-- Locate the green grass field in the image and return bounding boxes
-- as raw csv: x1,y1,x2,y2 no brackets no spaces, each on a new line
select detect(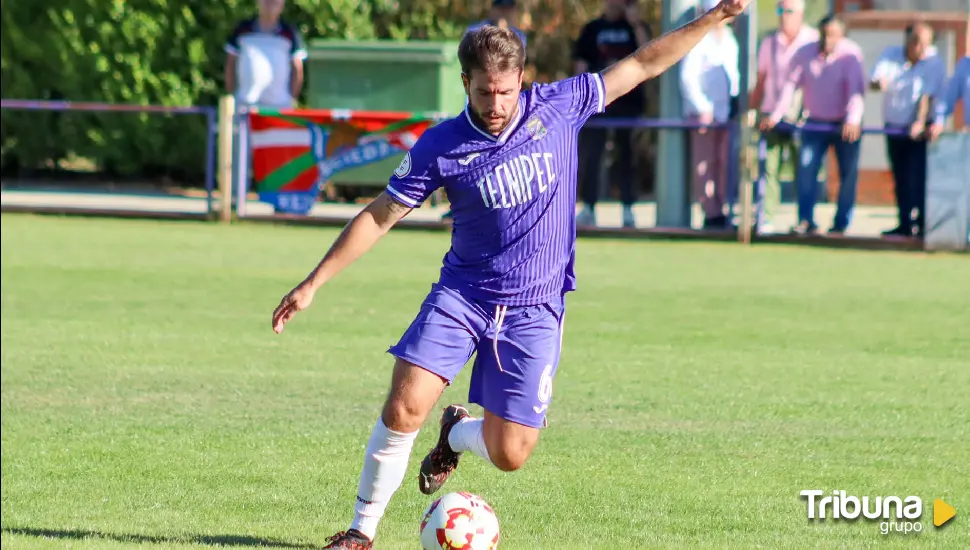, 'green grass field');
2,213,968,549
